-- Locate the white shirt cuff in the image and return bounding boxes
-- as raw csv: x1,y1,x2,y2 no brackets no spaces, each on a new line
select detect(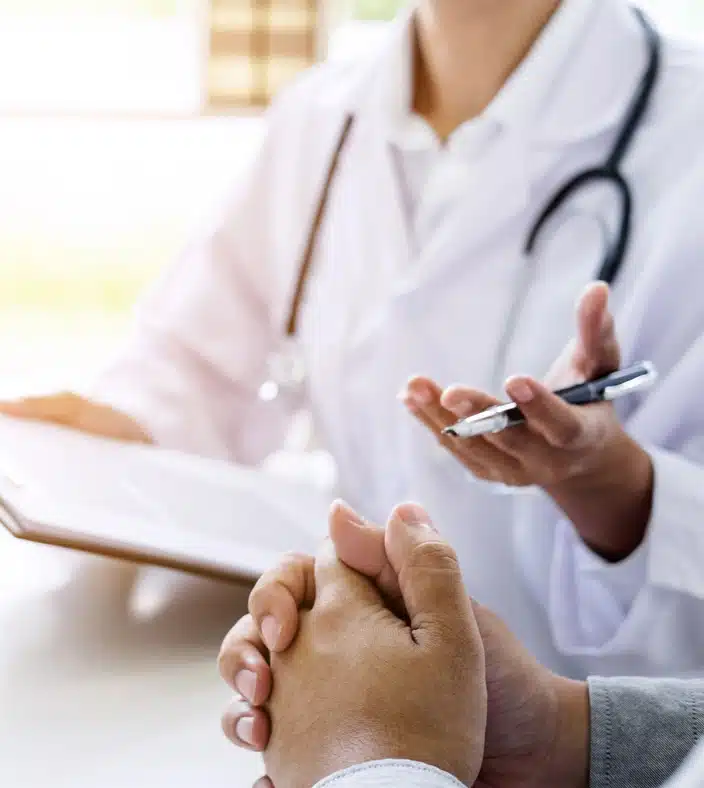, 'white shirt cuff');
548,444,704,655
313,761,465,788
645,447,704,599
549,517,648,654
